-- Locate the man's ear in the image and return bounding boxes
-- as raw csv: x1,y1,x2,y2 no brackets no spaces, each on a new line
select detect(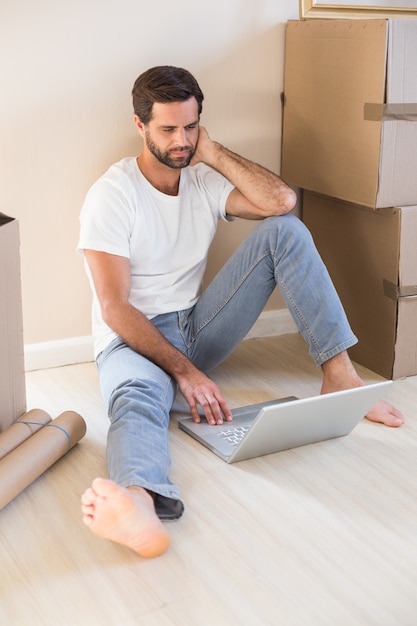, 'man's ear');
133,115,146,137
